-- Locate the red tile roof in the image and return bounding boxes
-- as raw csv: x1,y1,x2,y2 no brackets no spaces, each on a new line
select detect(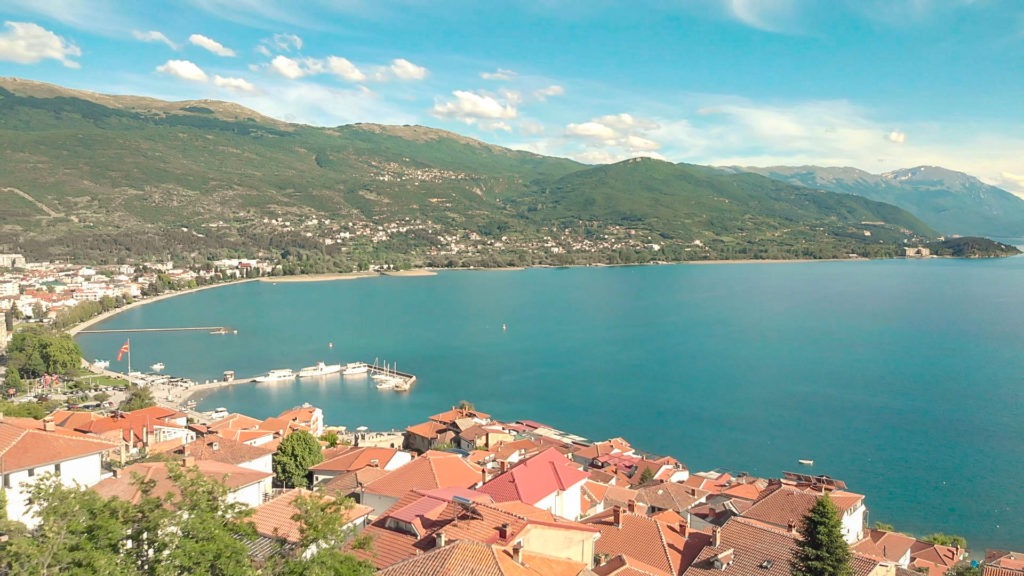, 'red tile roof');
179,436,273,467
742,484,862,532
477,448,589,506
584,507,709,576
405,420,450,440
354,488,598,570
250,489,371,543
376,539,585,576
852,529,916,563
362,450,482,500
683,517,798,576
0,419,112,472
309,446,404,473
635,482,709,514
429,407,492,425
91,460,270,504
